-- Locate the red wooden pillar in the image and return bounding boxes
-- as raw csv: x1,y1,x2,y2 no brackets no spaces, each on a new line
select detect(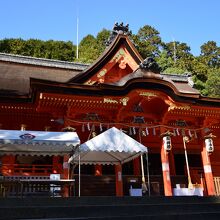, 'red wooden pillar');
115,164,123,196
95,164,102,176
161,143,173,196
133,158,141,175
201,146,215,196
